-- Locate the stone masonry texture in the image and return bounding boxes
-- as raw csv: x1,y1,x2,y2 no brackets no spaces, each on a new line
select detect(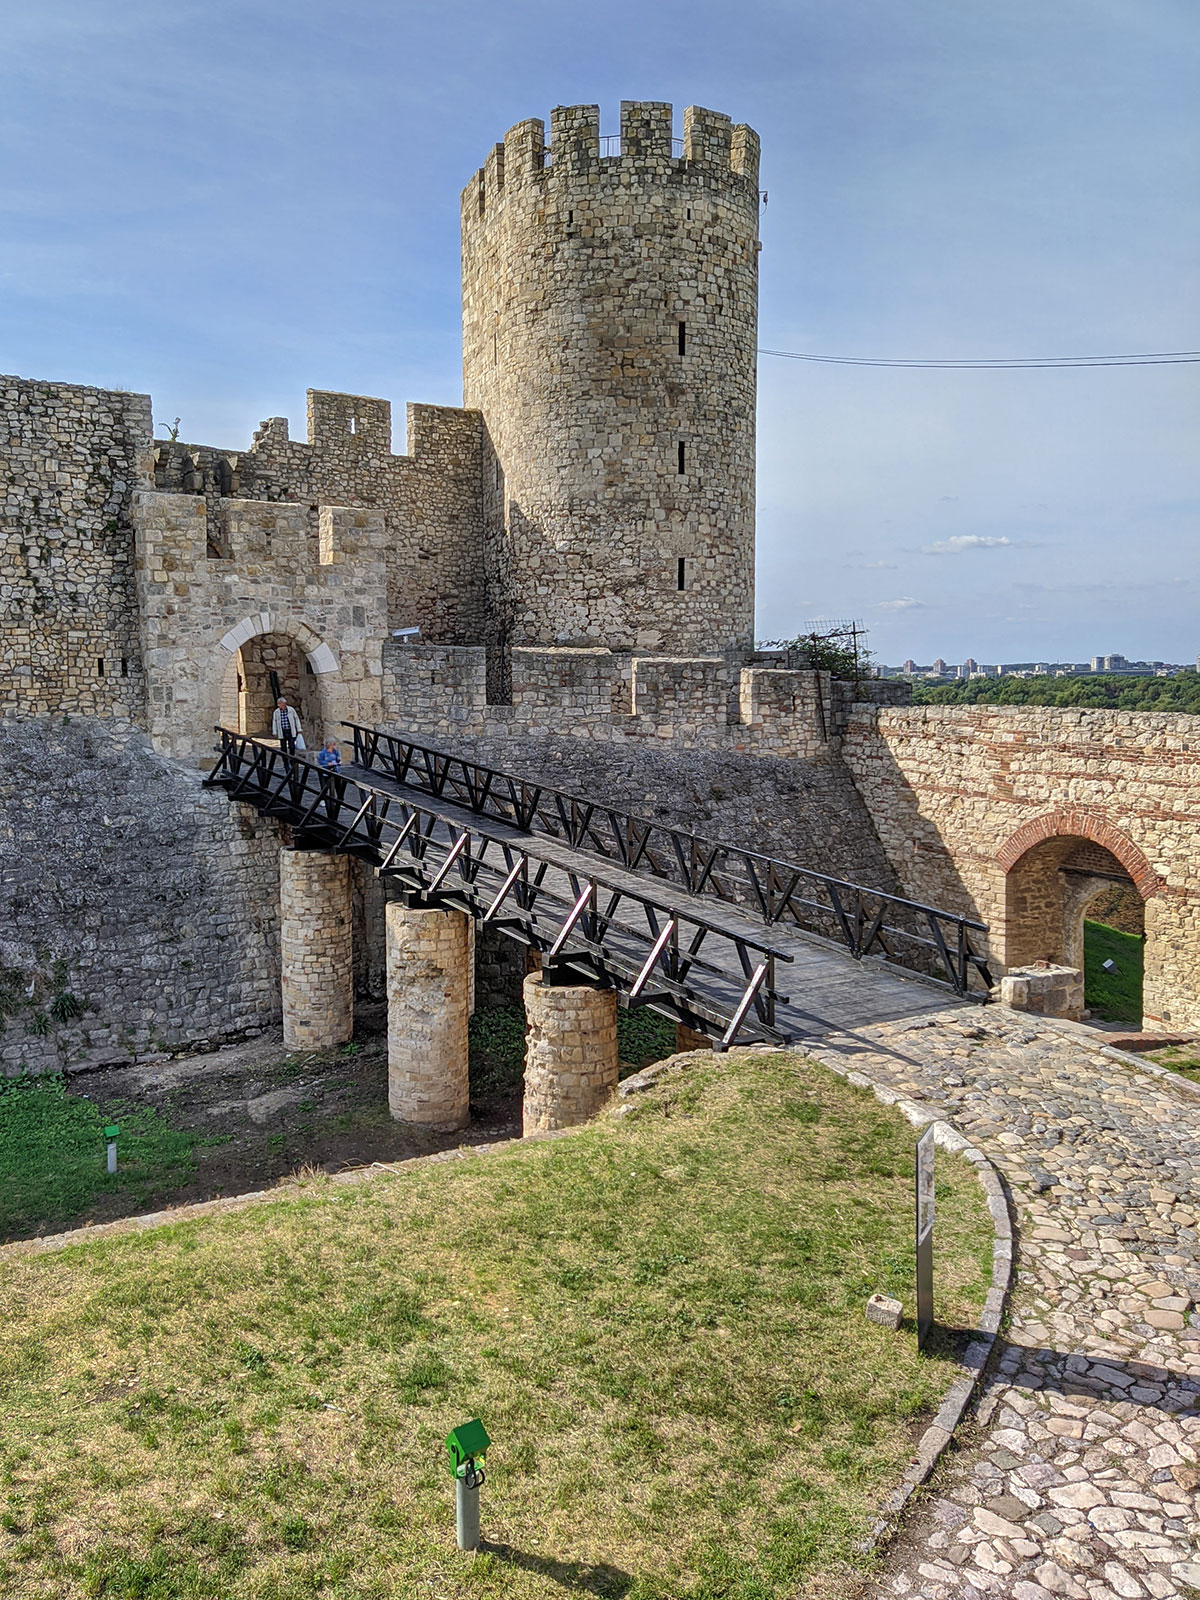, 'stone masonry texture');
0,717,281,1076
462,102,760,657
4,100,1200,1065
279,848,354,1050
385,901,470,1130
522,973,619,1134
841,706,1200,1031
